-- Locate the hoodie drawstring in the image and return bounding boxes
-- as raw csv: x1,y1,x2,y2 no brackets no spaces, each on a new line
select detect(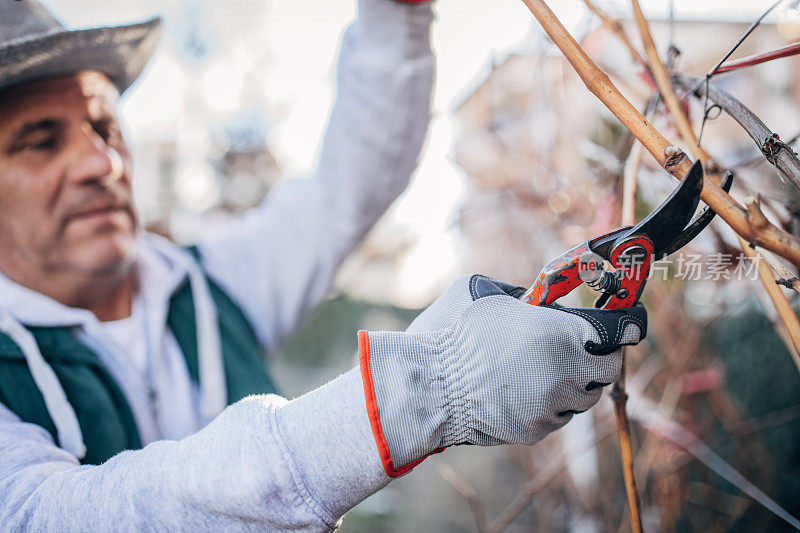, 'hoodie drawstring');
147,237,227,423
0,309,87,460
